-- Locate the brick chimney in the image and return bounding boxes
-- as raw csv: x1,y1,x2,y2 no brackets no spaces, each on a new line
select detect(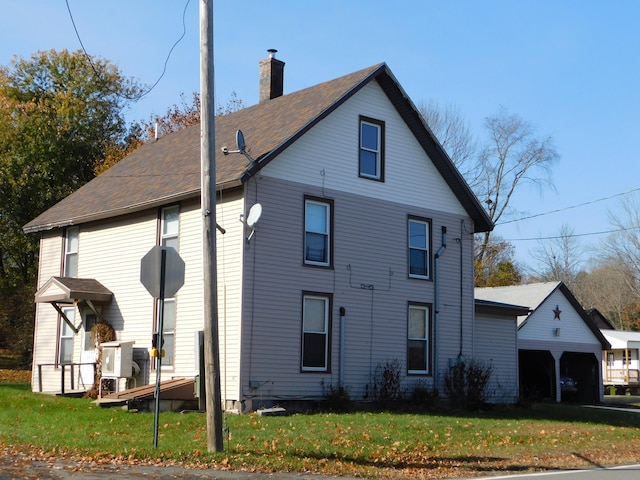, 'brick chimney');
259,49,285,103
